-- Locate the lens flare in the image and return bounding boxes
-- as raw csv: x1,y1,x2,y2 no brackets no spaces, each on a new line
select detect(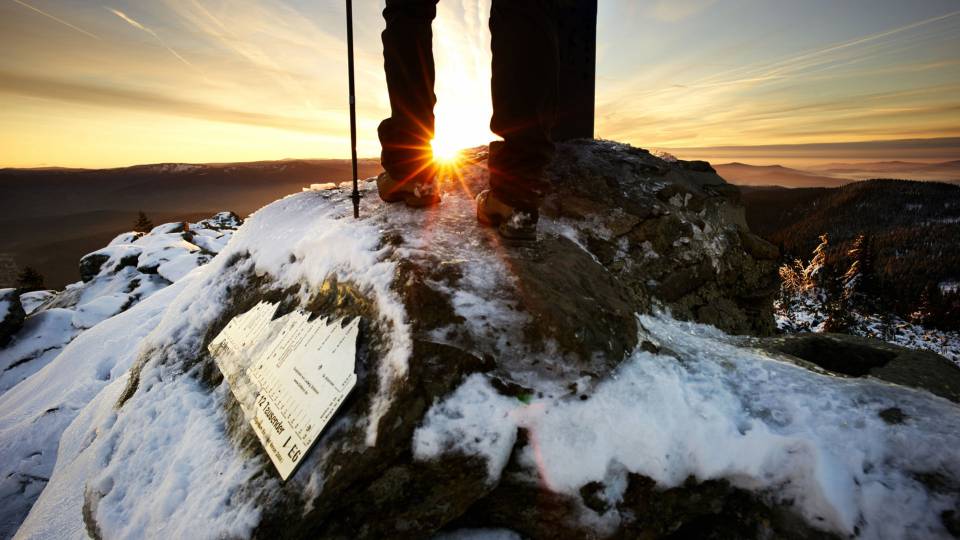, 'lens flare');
431,138,463,165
